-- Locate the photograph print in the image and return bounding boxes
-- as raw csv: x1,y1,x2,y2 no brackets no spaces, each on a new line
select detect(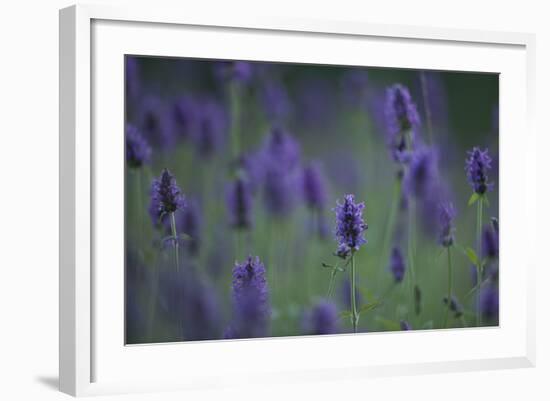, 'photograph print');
125,56,499,344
